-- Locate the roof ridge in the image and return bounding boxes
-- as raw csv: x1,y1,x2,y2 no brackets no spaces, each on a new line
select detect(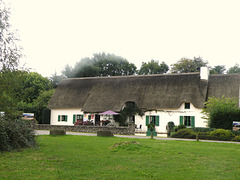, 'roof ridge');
66,72,200,80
